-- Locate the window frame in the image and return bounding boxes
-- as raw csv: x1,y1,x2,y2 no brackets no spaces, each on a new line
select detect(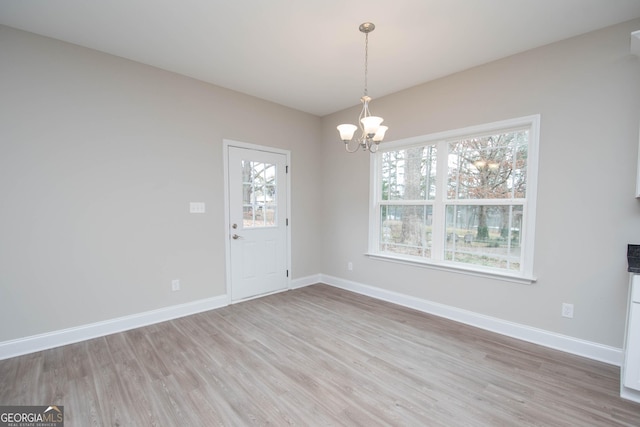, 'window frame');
368,115,540,284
